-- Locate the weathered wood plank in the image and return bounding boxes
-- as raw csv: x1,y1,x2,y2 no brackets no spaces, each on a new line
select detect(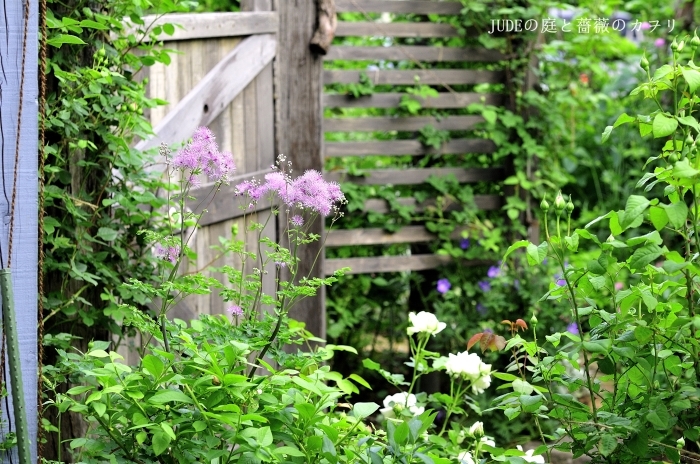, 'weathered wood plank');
325,45,503,62
324,69,504,85
325,115,484,132
336,0,462,14
324,255,493,275
186,169,273,226
326,225,470,246
325,138,495,157
276,0,326,339
363,194,502,213
326,167,505,185
255,63,275,171
136,34,276,156
336,21,458,37
124,12,278,41
323,92,503,108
